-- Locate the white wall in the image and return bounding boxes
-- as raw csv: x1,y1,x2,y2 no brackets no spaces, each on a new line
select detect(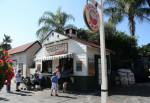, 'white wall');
35,46,48,60
68,40,88,76
10,42,41,77
11,52,27,77
43,31,68,45
35,33,106,77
